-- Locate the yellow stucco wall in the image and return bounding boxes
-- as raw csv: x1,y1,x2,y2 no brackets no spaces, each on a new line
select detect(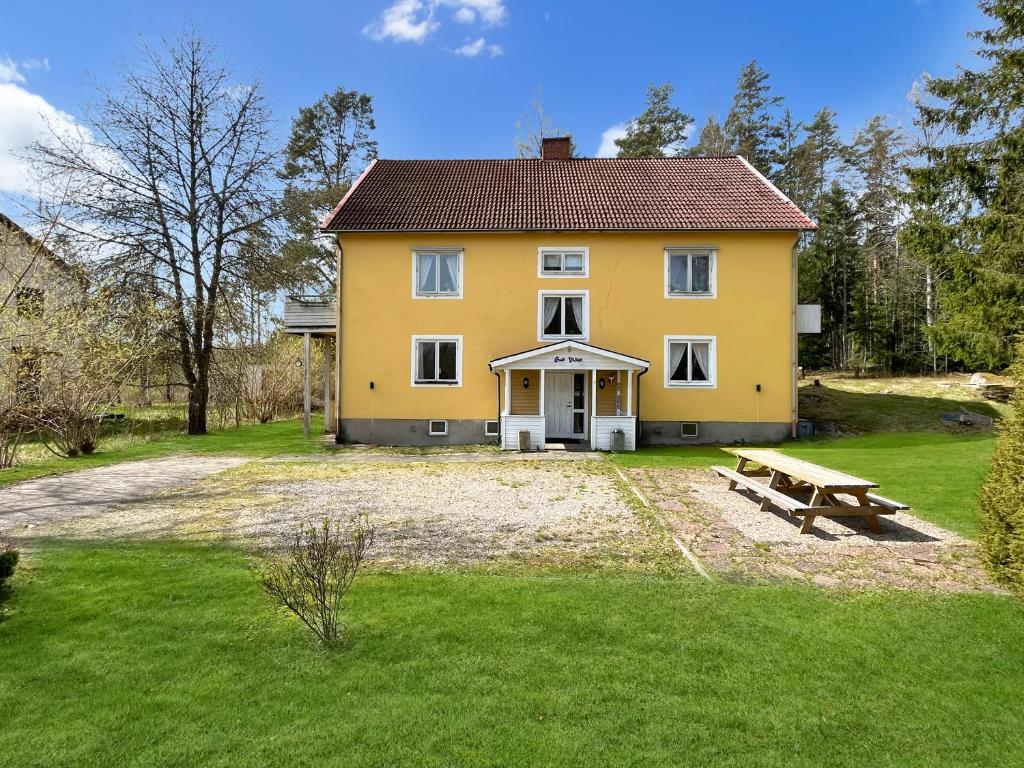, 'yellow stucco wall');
336,231,797,425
